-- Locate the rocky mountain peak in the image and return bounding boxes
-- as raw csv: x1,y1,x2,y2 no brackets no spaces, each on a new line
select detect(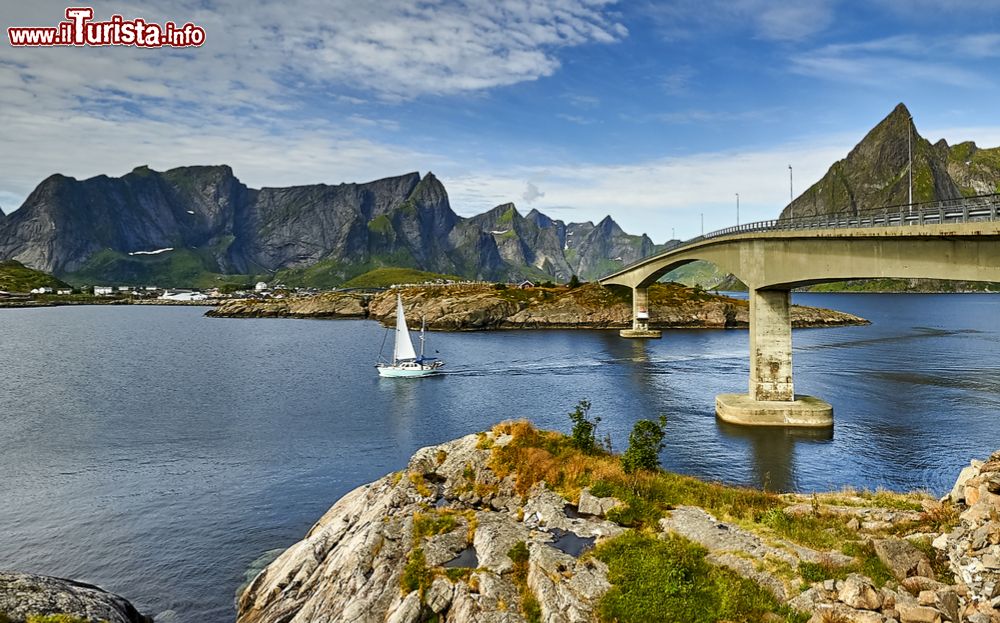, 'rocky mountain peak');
780,104,981,219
